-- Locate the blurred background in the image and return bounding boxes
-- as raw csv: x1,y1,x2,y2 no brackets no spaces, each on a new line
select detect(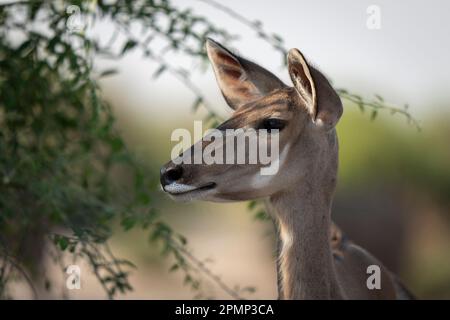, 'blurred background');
1,0,449,299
